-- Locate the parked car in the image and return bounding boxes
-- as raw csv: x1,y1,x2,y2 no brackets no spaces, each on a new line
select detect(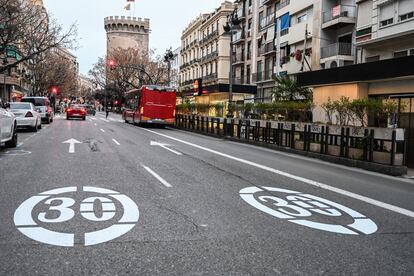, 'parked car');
66,104,87,120
9,102,42,132
85,105,96,116
21,97,54,124
0,99,18,148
